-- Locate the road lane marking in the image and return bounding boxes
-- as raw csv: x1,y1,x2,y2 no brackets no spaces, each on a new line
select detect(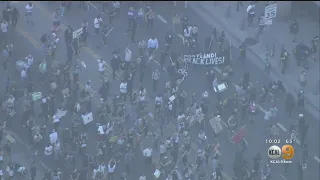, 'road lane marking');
280,174,287,180
256,104,267,113
88,1,98,9
276,123,287,132
4,129,49,169
213,67,222,74
33,1,122,80
16,25,41,48
156,14,168,24
314,156,320,163
177,33,184,41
